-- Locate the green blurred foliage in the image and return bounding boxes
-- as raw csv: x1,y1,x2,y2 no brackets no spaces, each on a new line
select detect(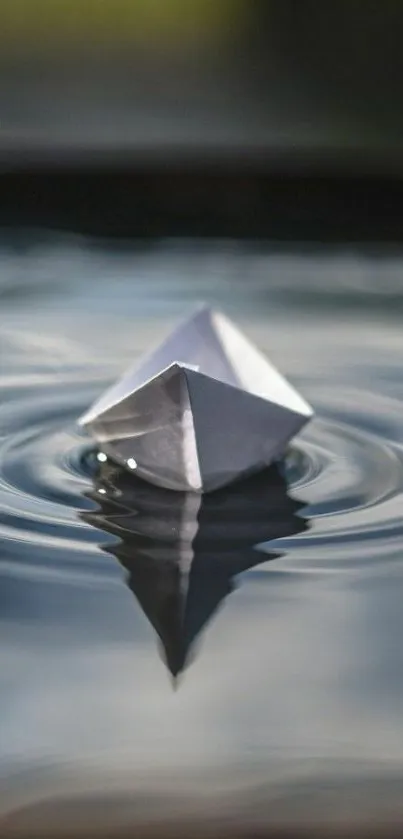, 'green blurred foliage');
0,0,247,54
